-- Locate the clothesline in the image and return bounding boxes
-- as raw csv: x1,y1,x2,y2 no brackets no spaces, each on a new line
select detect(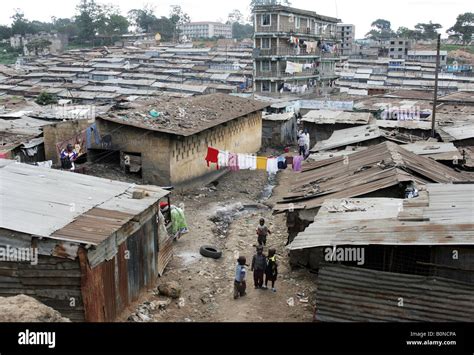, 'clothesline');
205,147,303,173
